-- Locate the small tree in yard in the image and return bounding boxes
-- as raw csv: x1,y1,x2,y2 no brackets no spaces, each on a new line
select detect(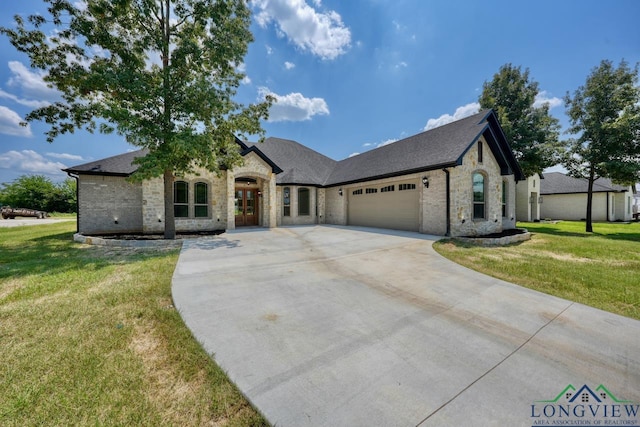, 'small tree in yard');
479,64,562,178
564,59,640,232
1,0,272,238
